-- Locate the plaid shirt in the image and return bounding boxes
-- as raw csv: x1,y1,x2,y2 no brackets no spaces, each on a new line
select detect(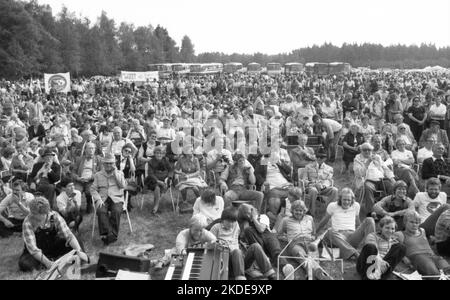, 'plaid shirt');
22,211,76,257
